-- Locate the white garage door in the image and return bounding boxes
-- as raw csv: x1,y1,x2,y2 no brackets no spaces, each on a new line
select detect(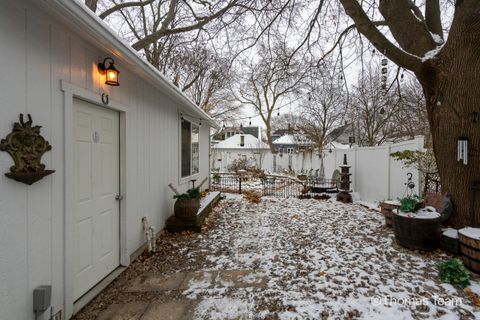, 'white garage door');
73,99,120,301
